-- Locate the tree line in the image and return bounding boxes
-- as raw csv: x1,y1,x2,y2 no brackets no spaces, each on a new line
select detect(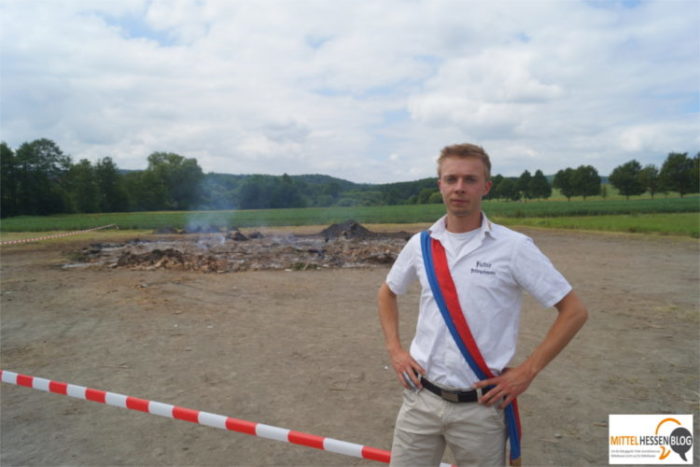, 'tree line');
607,153,699,199
1,138,697,218
1,139,205,217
